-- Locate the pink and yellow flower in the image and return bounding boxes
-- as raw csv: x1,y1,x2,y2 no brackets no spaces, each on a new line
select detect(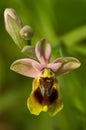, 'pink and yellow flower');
10,39,81,116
